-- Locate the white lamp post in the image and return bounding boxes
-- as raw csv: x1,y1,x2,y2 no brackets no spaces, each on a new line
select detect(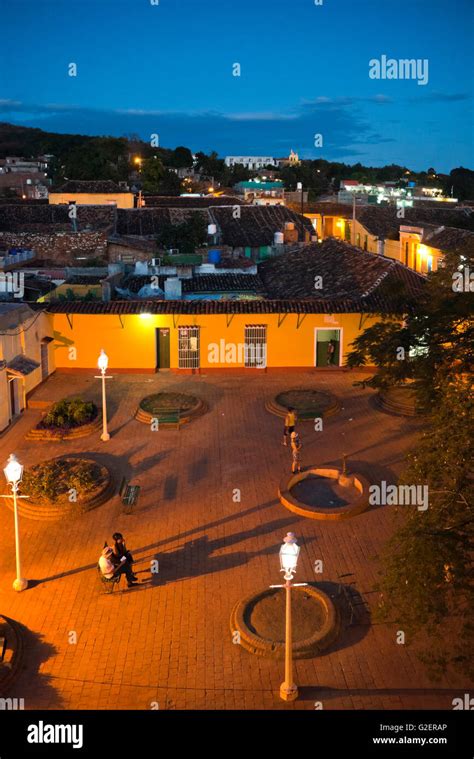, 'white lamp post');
278,532,300,701
96,349,111,441
1,454,28,591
